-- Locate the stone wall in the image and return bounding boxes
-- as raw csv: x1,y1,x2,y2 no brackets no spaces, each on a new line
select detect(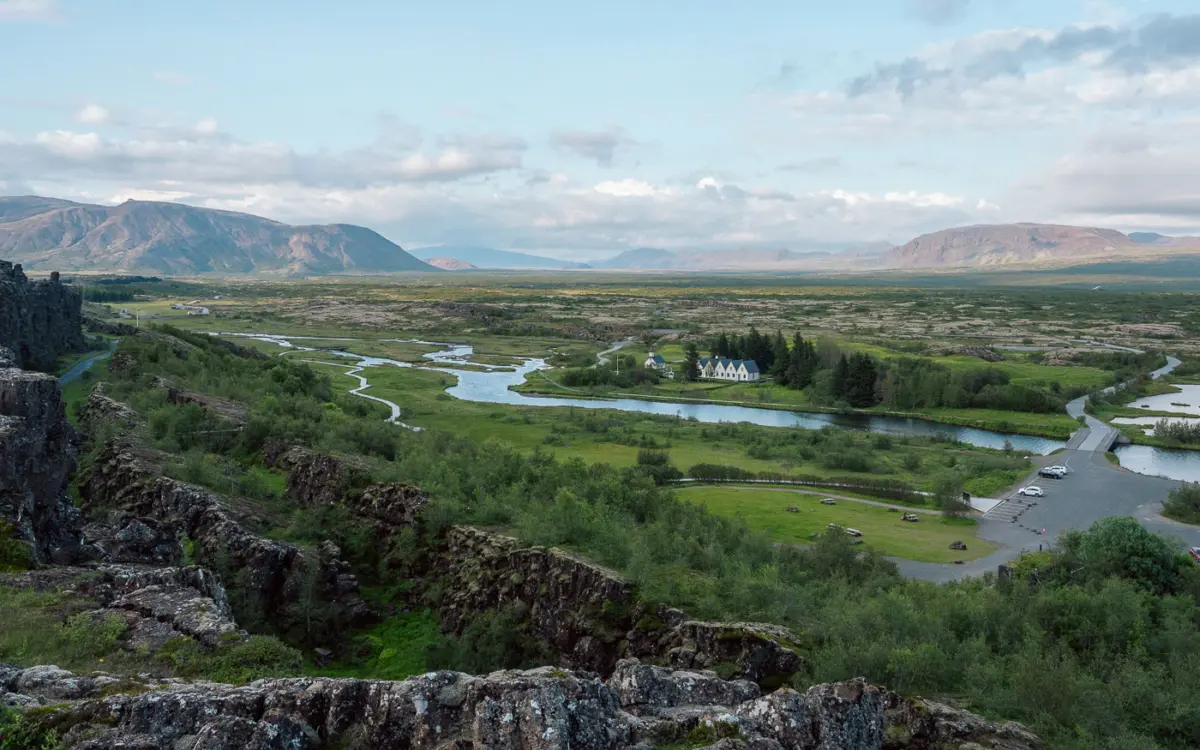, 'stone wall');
0,348,85,564
0,261,85,370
